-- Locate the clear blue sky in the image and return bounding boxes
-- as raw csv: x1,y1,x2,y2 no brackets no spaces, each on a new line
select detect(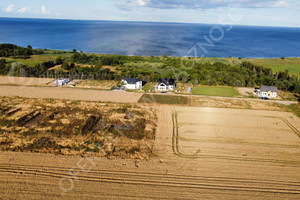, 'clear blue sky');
0,0,299,27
